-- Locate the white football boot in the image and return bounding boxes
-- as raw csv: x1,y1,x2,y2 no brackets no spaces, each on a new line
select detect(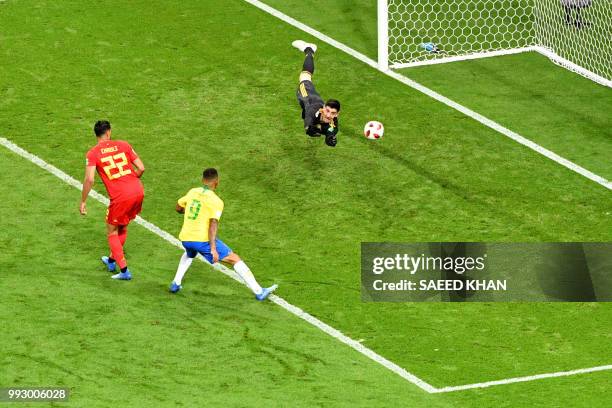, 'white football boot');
292,40,317,54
